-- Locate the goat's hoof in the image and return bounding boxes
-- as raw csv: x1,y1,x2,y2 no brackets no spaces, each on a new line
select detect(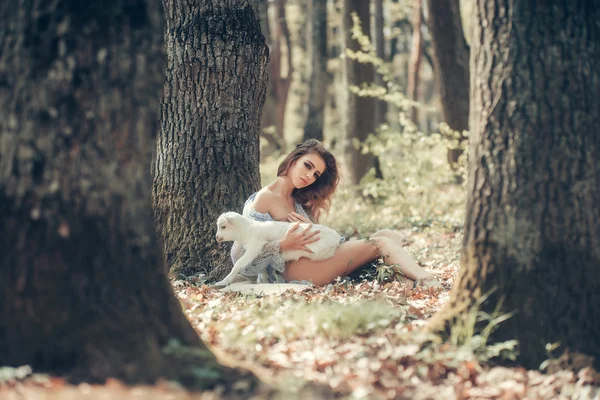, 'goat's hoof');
212,279,231,287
